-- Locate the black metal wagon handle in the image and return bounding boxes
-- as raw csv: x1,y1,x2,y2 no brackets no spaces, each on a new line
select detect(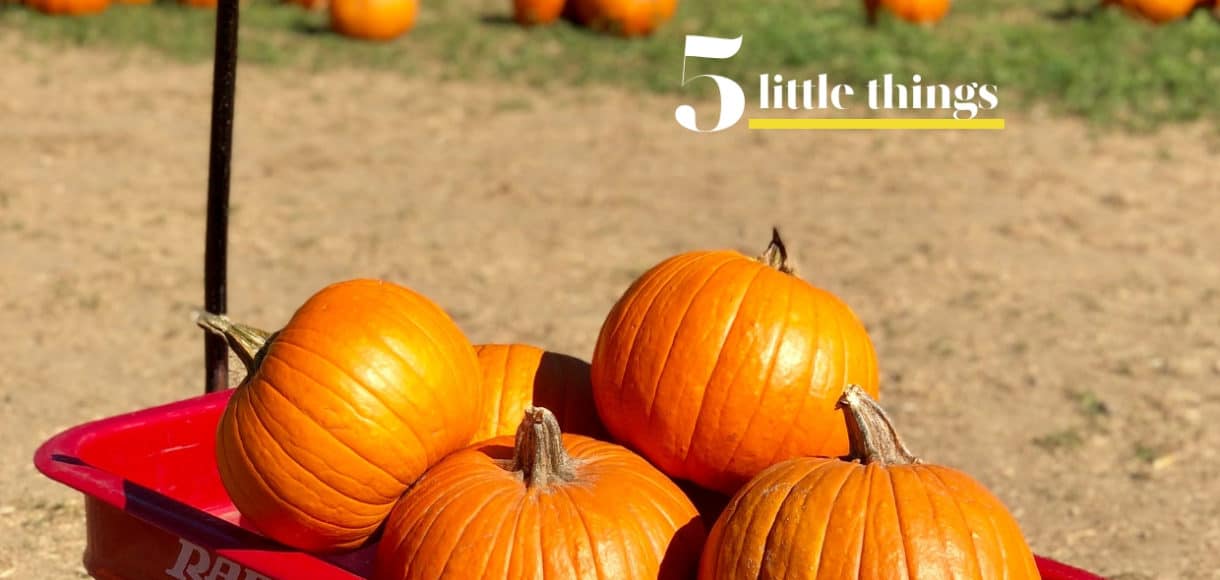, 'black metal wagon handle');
204,0,241,394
